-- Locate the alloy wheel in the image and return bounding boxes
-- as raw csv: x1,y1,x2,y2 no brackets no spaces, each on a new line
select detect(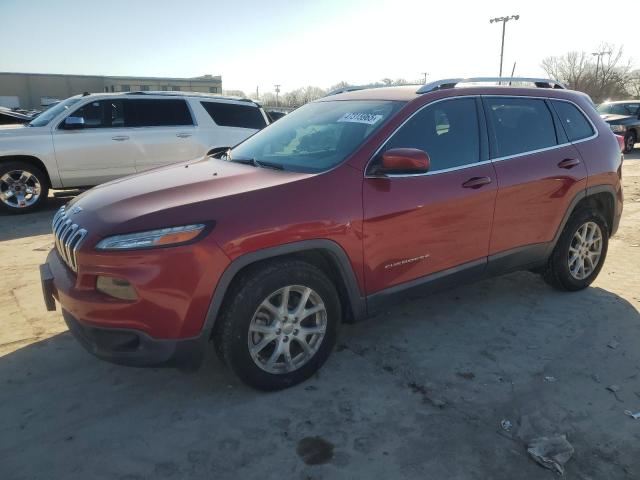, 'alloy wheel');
626,134,636,152
0,169,42,209
248,285,327,374
568,221,603,280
